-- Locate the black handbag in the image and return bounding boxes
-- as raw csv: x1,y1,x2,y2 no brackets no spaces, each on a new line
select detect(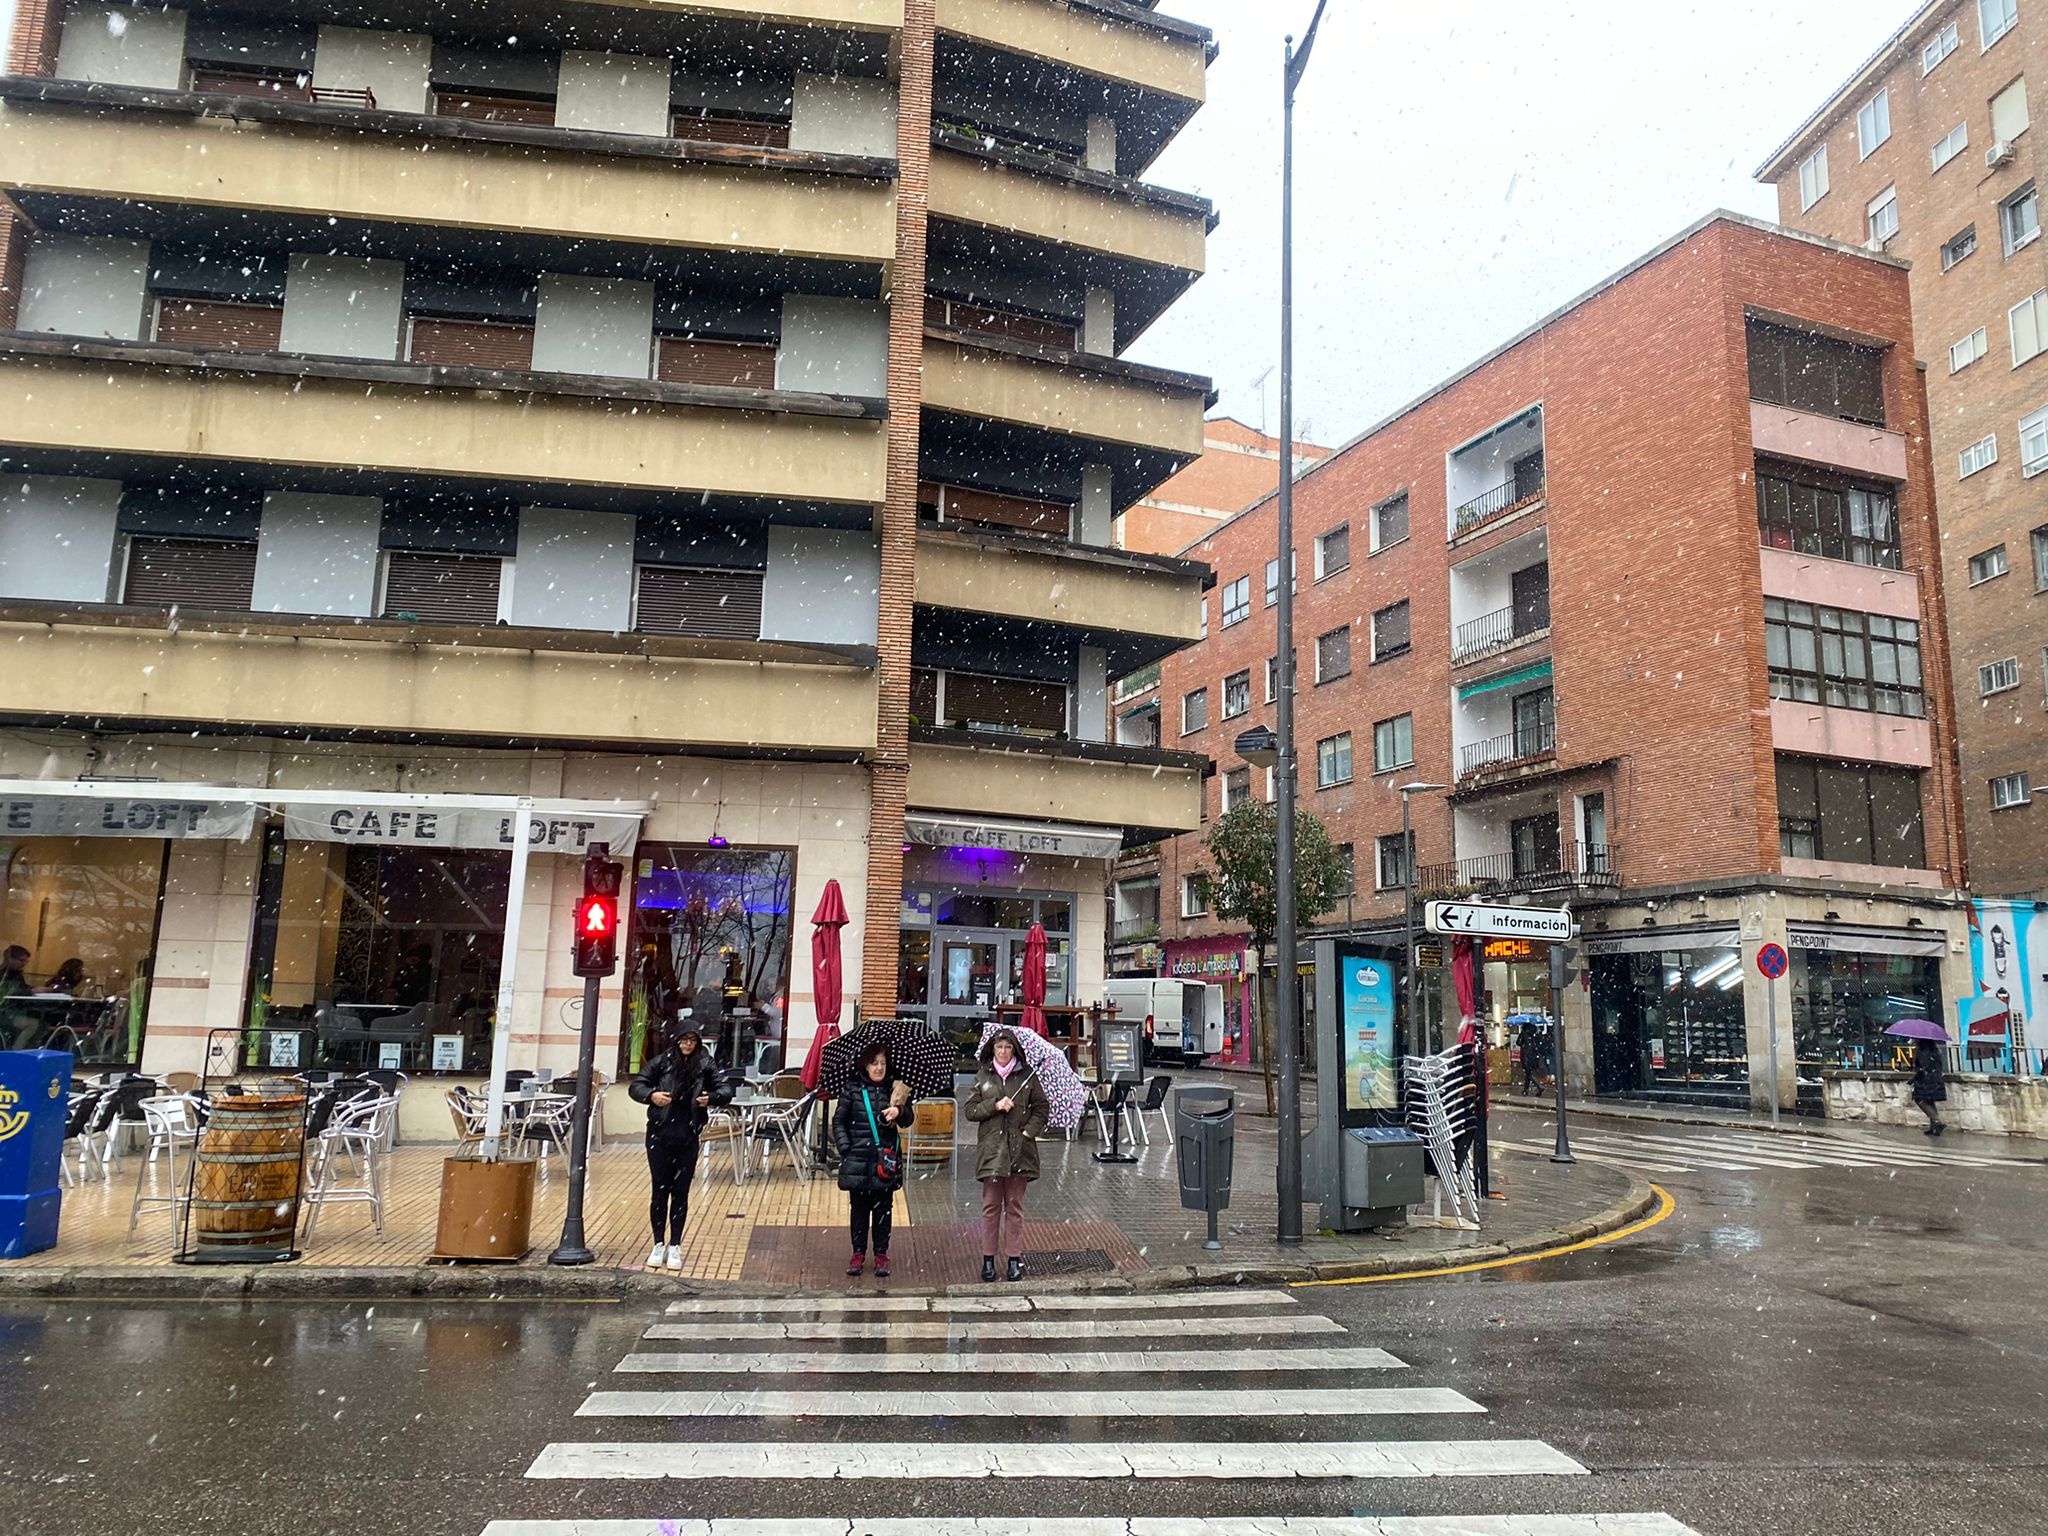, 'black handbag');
861,1089,902,1181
